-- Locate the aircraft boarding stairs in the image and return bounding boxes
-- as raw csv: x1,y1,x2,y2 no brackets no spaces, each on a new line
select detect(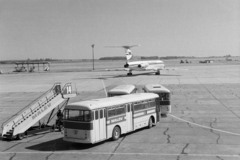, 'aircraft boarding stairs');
1,83,76,140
